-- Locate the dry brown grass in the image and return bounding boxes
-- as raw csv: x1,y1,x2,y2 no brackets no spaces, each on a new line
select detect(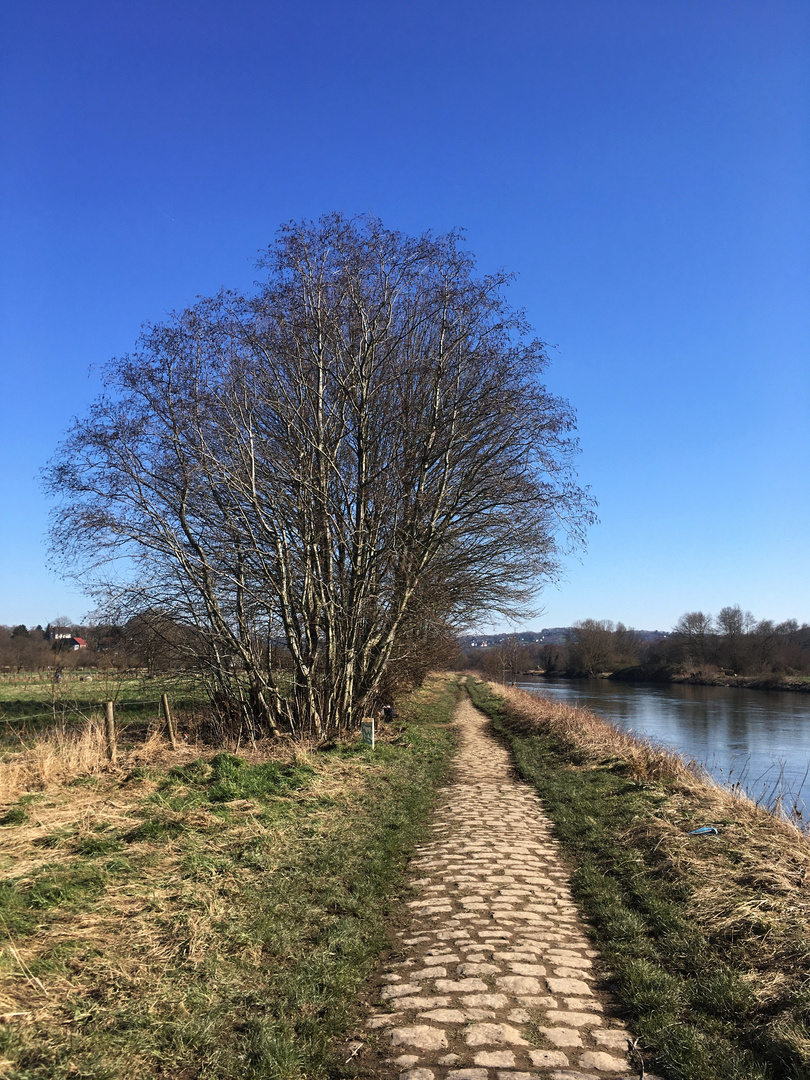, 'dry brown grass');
0,722,110,805
0,679,459,1080
0,732,335,1055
